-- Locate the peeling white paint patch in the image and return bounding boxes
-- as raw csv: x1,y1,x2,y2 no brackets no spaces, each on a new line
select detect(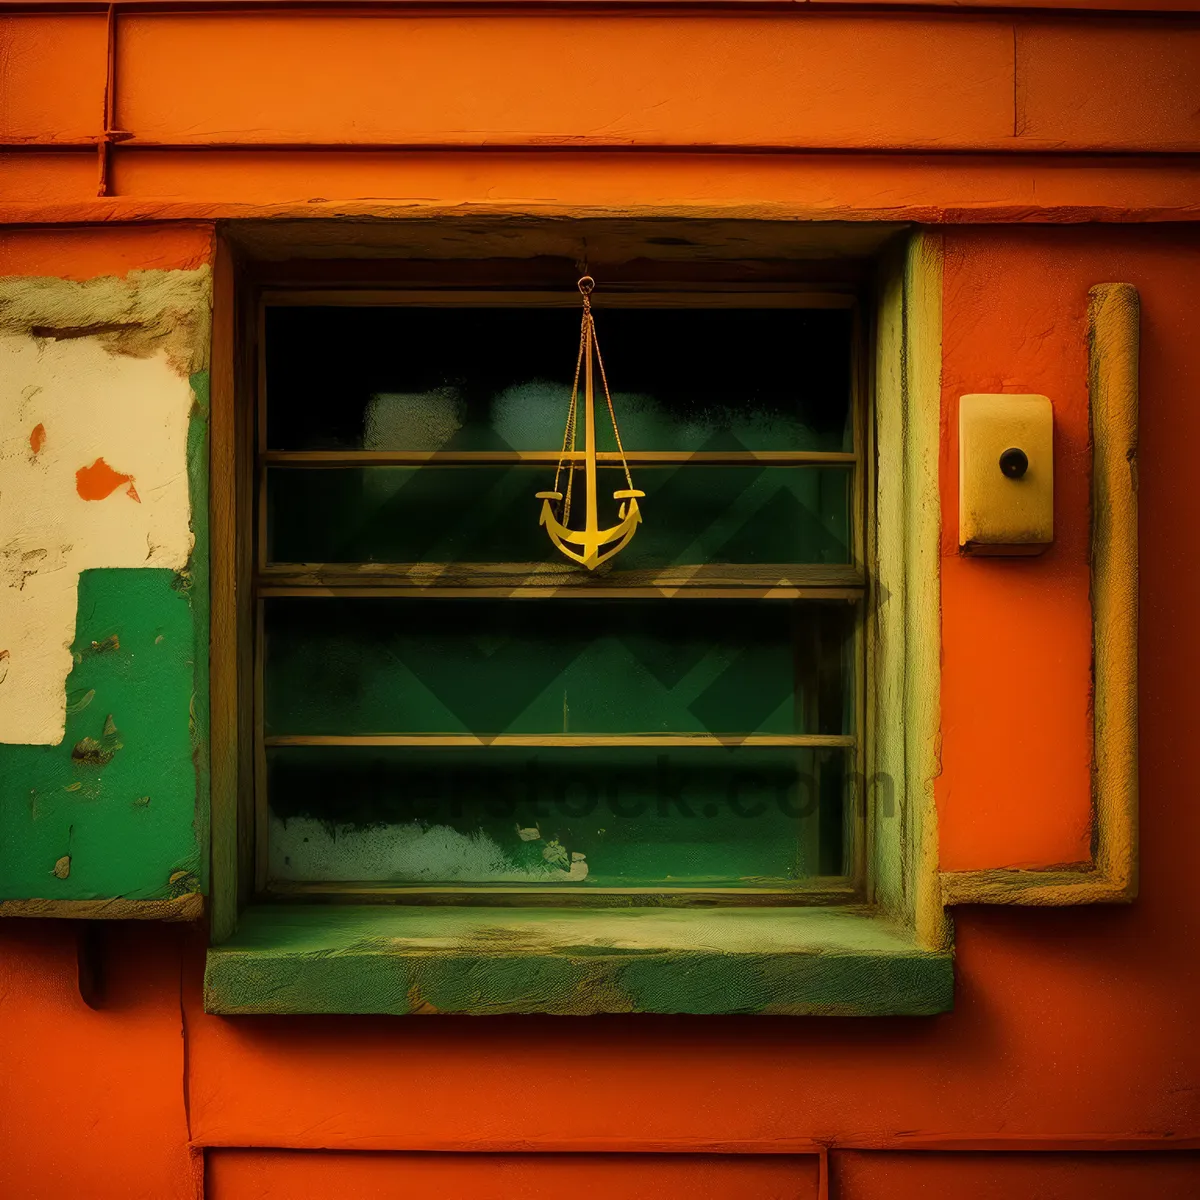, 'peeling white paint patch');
0,336,194,744
270,816,589,884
